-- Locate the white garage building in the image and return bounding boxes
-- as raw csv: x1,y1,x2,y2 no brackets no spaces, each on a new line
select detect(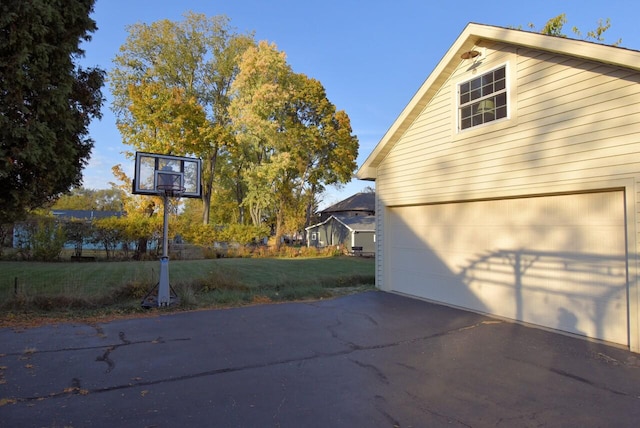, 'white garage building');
356,23,640,352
